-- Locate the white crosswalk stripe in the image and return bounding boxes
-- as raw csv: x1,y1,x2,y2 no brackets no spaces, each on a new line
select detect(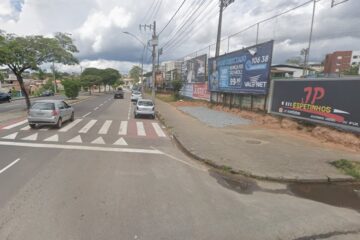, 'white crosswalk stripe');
91,136,105,144
44,134,59,142
67,135,82,143
113,137,128,146
136,122,146,136
119,121,128,135
2,132,18,140
59,119,82,132
3,120,28,129
98,120,112,134
20,125,31,131
152,123,166,137
79,119,97,133
22,133,38,141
